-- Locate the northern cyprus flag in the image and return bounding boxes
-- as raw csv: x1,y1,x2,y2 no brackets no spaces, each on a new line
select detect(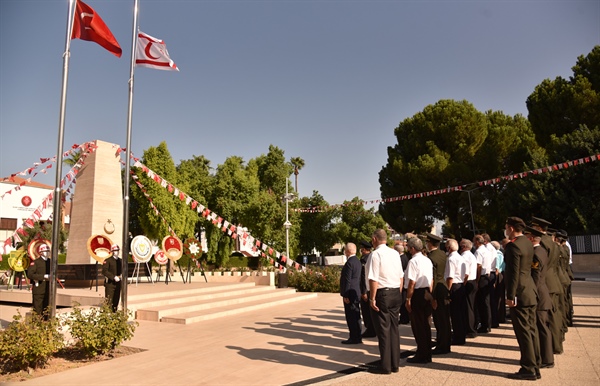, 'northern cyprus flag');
135,31,179,71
